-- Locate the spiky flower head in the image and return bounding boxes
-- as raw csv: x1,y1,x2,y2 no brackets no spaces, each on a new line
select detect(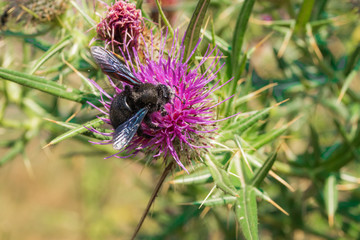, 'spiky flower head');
89,31,233,172
96,0,143,52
